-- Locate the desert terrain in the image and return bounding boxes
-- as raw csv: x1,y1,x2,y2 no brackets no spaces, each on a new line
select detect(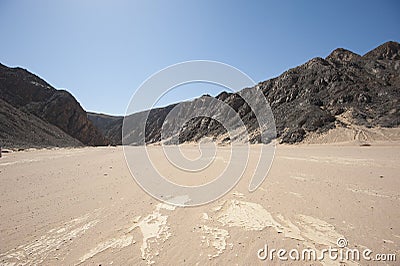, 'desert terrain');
1,3,399,265
0,140,399,265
